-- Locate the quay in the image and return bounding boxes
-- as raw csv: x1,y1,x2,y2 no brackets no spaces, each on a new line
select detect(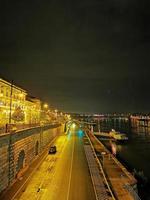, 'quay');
86,129,138,200
0,122,120,200
0,120,139,200
94,132,111,137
